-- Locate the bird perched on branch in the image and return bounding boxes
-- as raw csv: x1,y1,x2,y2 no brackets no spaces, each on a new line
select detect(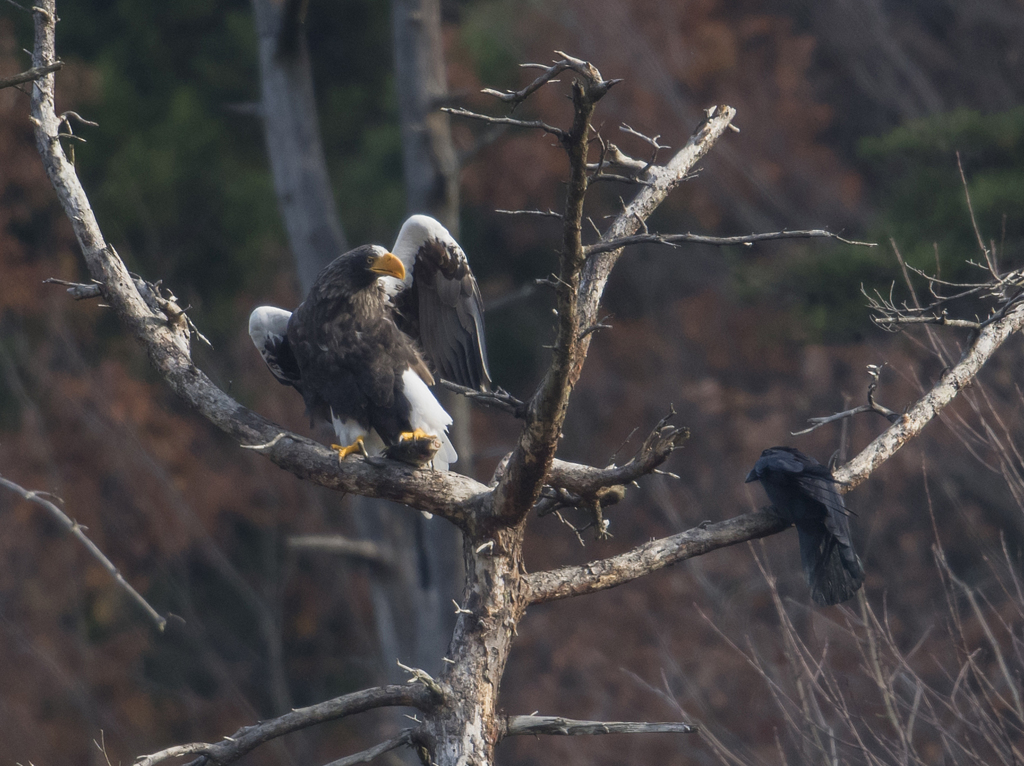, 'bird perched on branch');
745,447,865,606
248,215,491,469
